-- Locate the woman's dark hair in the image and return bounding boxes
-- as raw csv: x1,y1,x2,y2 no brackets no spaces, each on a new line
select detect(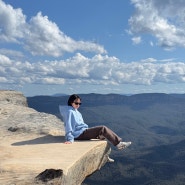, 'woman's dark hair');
68,94,81,106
